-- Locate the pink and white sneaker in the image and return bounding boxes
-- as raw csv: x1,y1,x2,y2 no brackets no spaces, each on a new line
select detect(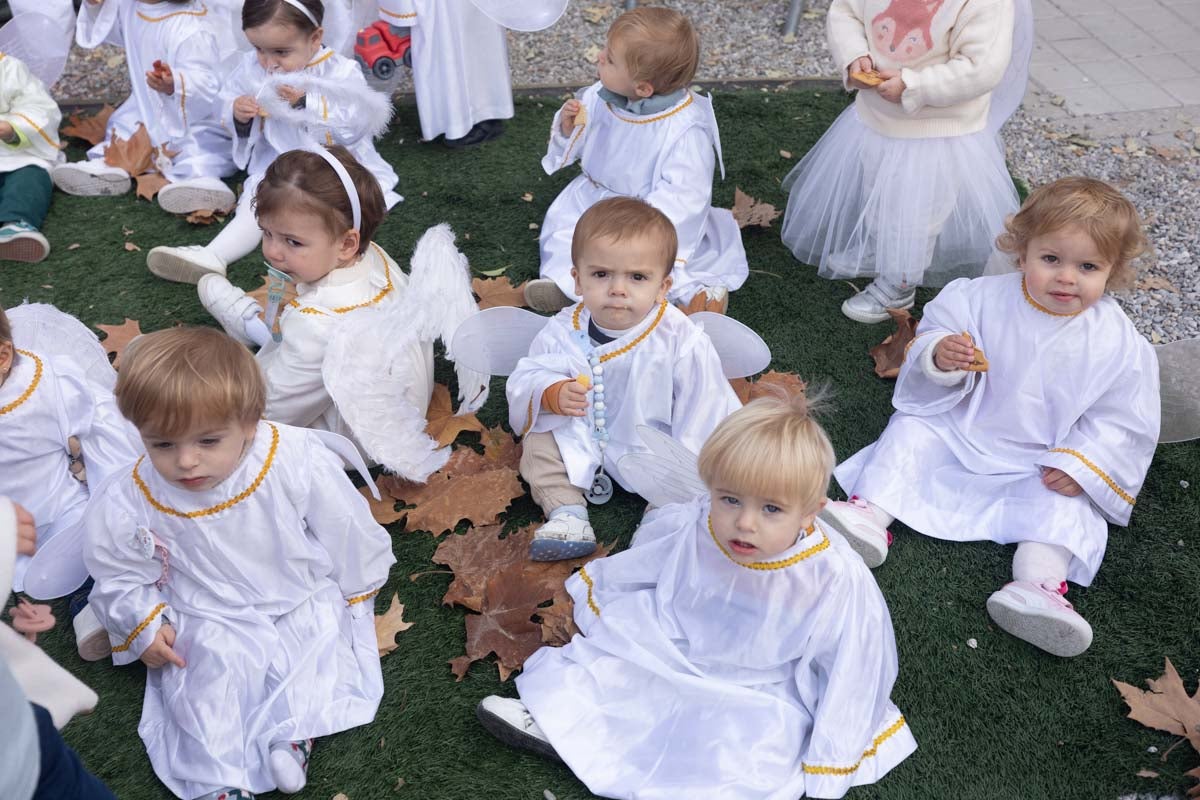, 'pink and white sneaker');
986,580,1093,657
819,496,892,568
